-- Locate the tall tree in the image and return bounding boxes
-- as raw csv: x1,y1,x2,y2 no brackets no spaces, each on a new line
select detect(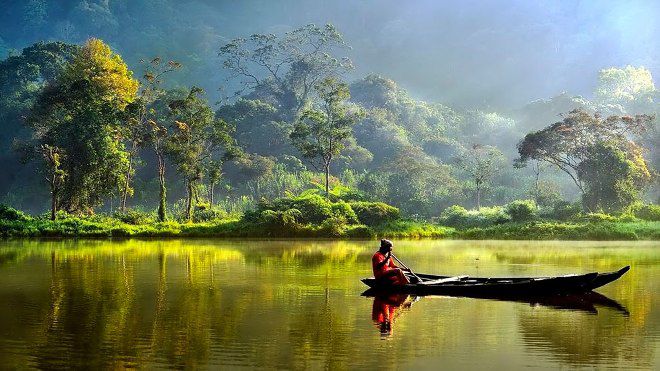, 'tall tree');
120,57,181,214
1,41,79,202
577,142,650,212
596,66,656,111
517,109,652,192
39,144,66,220
517,109,653,211
167,87,238,221
27,38,138,213
219,23,352,120
455,144,505,210
290,78,363,197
